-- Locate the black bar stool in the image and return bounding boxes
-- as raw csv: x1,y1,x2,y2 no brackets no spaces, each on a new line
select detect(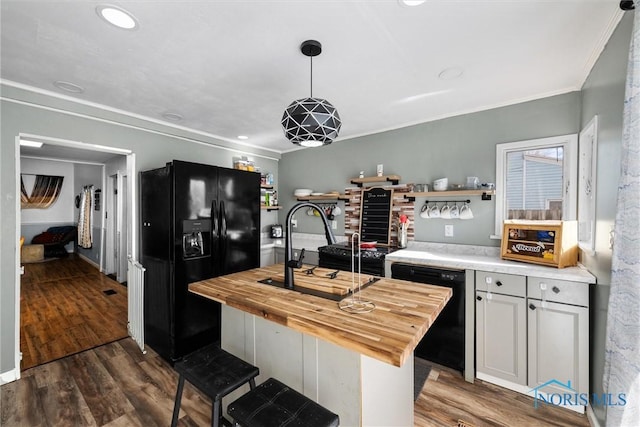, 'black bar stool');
171,343,259,427
227,377,339,427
